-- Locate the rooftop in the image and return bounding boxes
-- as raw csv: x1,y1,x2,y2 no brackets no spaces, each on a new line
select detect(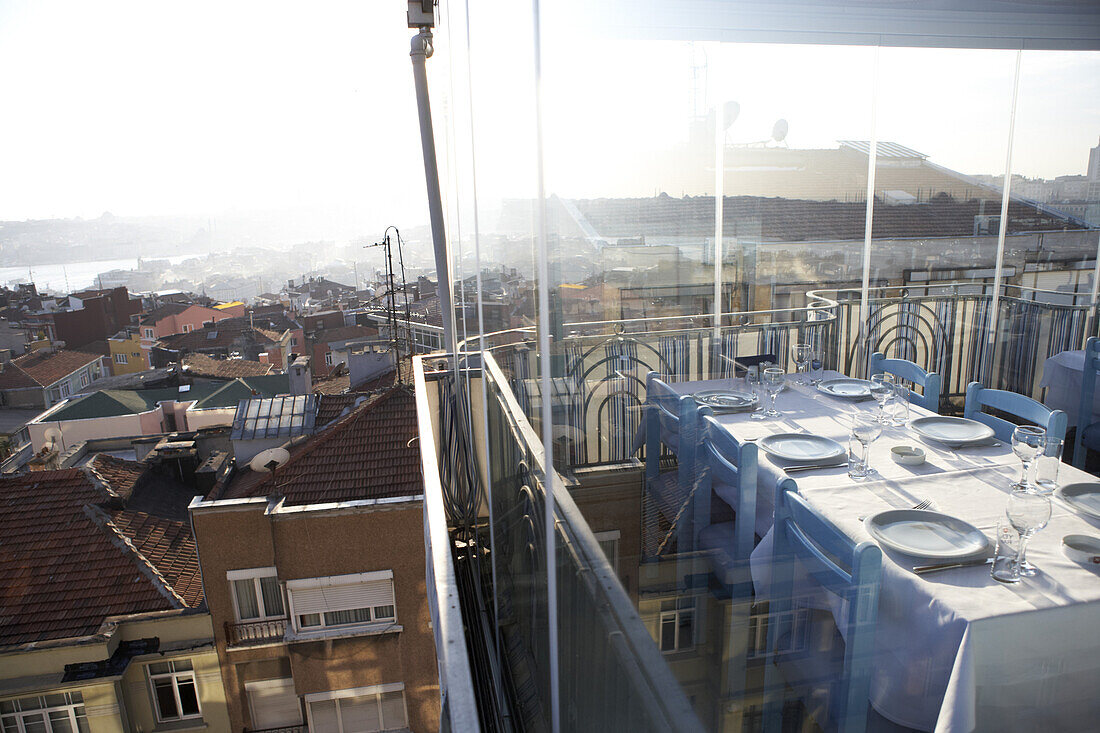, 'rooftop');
0,467,201,647
182,353,275,379
0,349,102,390
231,394,317,441
220,386,420,505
